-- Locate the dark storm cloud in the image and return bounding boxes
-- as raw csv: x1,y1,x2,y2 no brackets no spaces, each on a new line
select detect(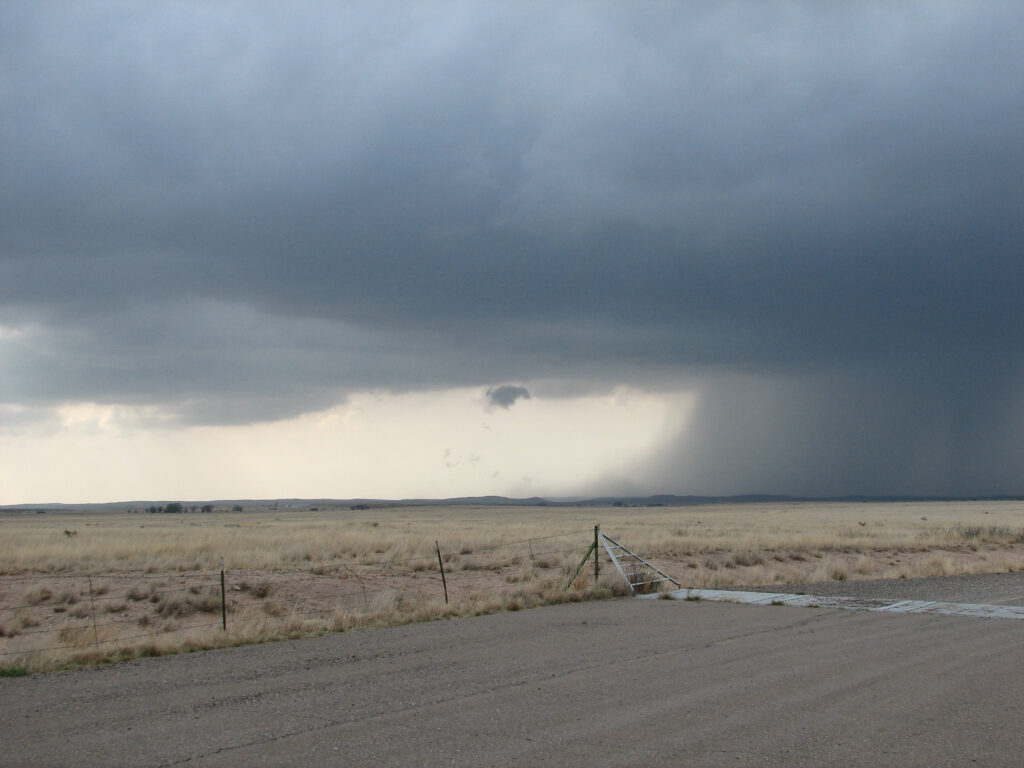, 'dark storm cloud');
1,2,1022,493
486,385,530,410
633,367,1024,499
